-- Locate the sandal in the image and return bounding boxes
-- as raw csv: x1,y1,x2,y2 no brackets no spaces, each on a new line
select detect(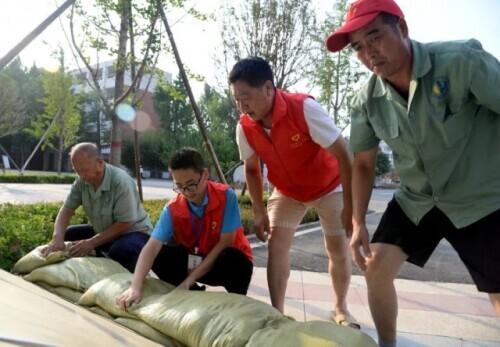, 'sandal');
331,311,361,330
